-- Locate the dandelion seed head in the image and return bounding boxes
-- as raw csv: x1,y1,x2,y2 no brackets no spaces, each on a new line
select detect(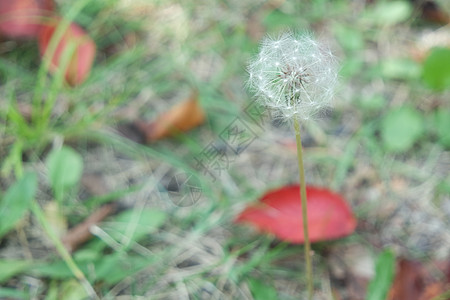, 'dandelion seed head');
247,31,339,121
